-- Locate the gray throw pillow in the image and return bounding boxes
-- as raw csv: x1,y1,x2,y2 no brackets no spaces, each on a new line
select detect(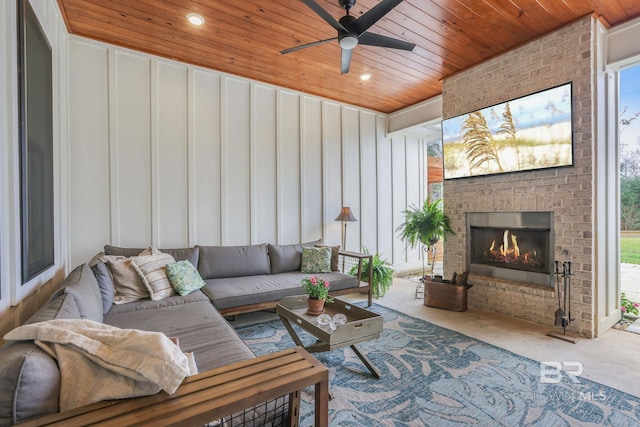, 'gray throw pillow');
92,262,114,314
89,252,115,314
